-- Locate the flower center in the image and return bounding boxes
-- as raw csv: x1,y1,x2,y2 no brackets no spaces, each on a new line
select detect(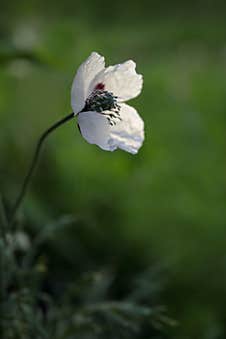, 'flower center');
84,89,119,113
82,87,121,126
